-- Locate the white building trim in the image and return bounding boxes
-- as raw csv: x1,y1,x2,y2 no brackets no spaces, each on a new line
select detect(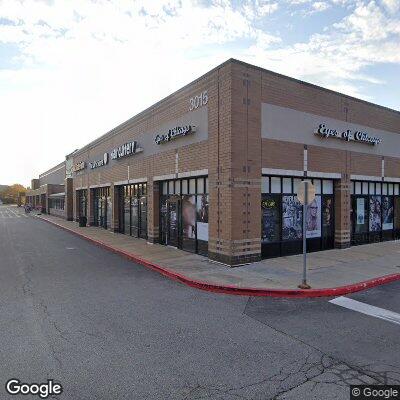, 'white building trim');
153,173,176,182
350,174,382,182
177,169,208,179
89,183,111,189
262,168,304,177
307,171,342,179
114,177,148,186
154,169,208,181
384,177,400,183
